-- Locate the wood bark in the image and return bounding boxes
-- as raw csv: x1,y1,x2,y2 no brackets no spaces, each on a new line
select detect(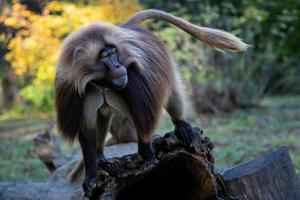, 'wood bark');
80,127,236,200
